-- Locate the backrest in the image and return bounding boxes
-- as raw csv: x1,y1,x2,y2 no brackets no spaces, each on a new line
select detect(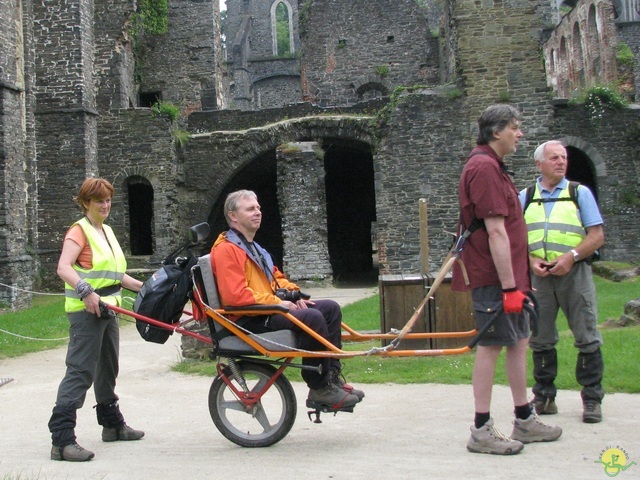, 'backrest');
197,254,221,309
194,254,300,352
